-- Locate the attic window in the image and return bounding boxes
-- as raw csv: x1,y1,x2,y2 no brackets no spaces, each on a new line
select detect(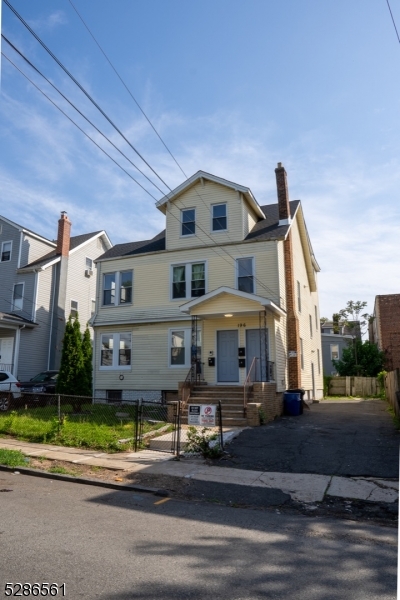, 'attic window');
212,204,227,231
181,209,195,236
